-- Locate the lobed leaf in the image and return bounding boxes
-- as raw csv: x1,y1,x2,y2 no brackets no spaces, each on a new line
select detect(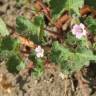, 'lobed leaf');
16,15,45,44
0,18,9,37
50,41,96,74
50,0,84,21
